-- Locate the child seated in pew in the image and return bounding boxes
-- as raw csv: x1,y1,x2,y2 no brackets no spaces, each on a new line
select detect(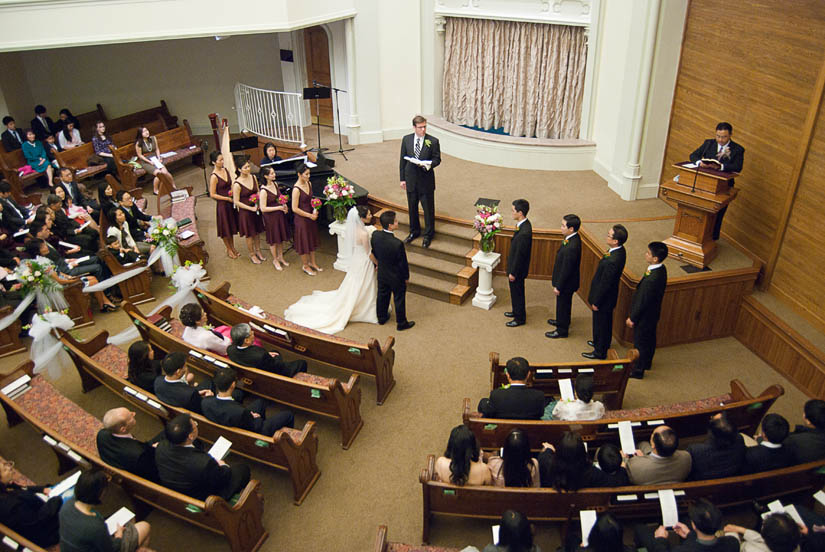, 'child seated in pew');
106,234,141,265
594,443,630,487
435,425,492,486
202,368,295,435
550,375,605,421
